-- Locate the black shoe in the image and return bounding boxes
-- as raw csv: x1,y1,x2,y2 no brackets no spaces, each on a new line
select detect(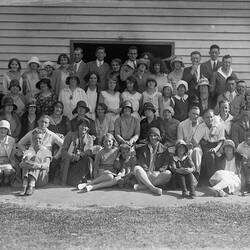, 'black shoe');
26,186,34,196
182,191,189,198
19,186,28,196
189,191,196,199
